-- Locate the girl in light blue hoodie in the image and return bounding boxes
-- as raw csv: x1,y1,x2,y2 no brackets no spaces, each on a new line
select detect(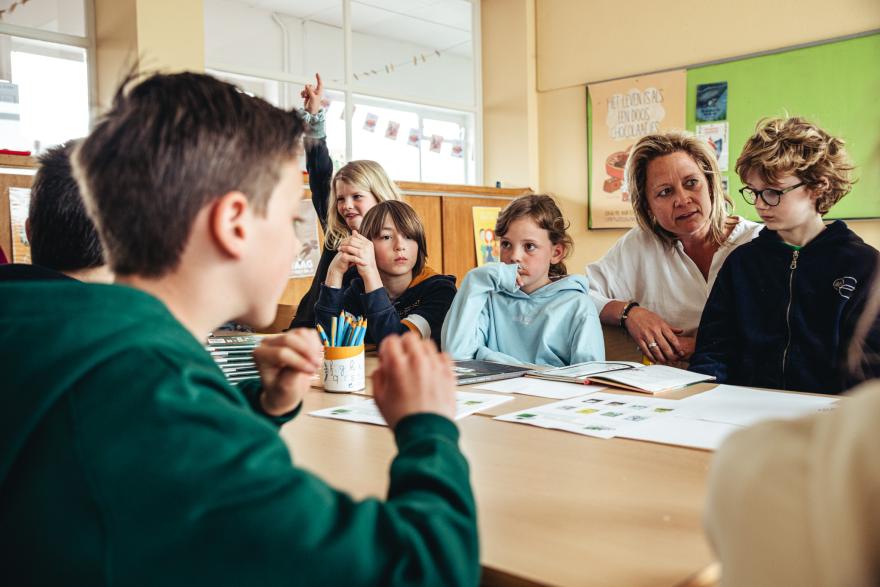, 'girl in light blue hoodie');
441,194,605,367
